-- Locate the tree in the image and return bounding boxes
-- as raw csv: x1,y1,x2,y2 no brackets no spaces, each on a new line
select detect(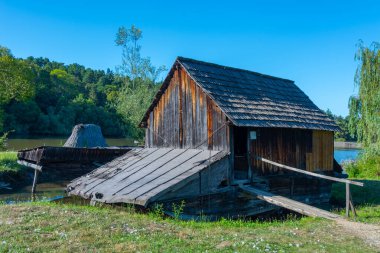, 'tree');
0,46,35,131
0,46,12,57
0,55,34,104
325,109,356,141
114,25,166,138
116,79,159,138
115,25,166,87
348,41,380,148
